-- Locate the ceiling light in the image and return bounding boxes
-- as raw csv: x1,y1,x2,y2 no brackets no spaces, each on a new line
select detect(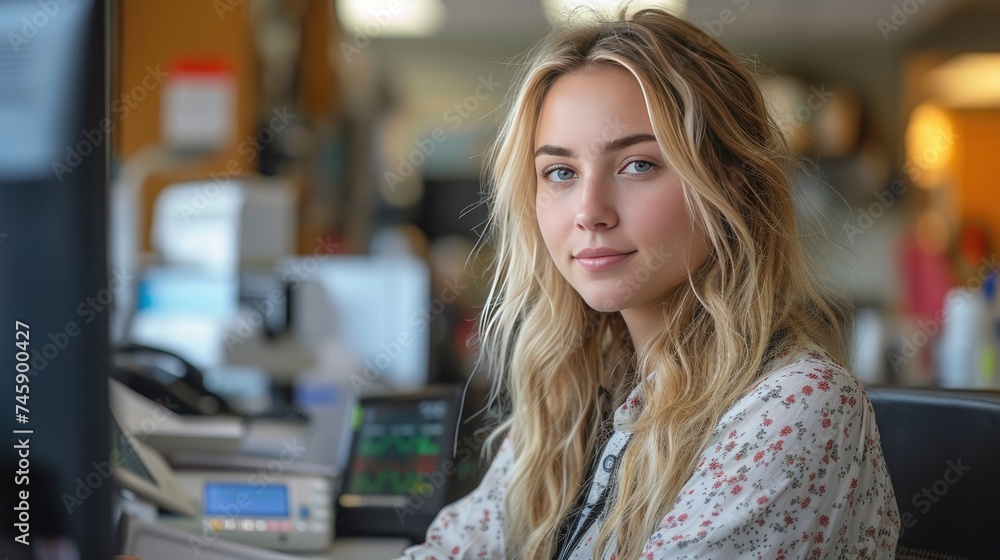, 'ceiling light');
337,0,446,38
904,103,955,189
926,53,1000,109
542,0,687,22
